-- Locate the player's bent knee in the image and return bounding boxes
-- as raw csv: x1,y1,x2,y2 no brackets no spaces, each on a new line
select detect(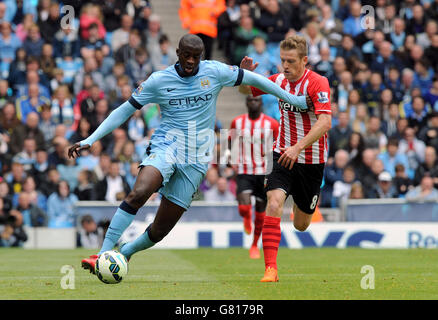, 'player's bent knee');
293,207,312,232
293,220,310,232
